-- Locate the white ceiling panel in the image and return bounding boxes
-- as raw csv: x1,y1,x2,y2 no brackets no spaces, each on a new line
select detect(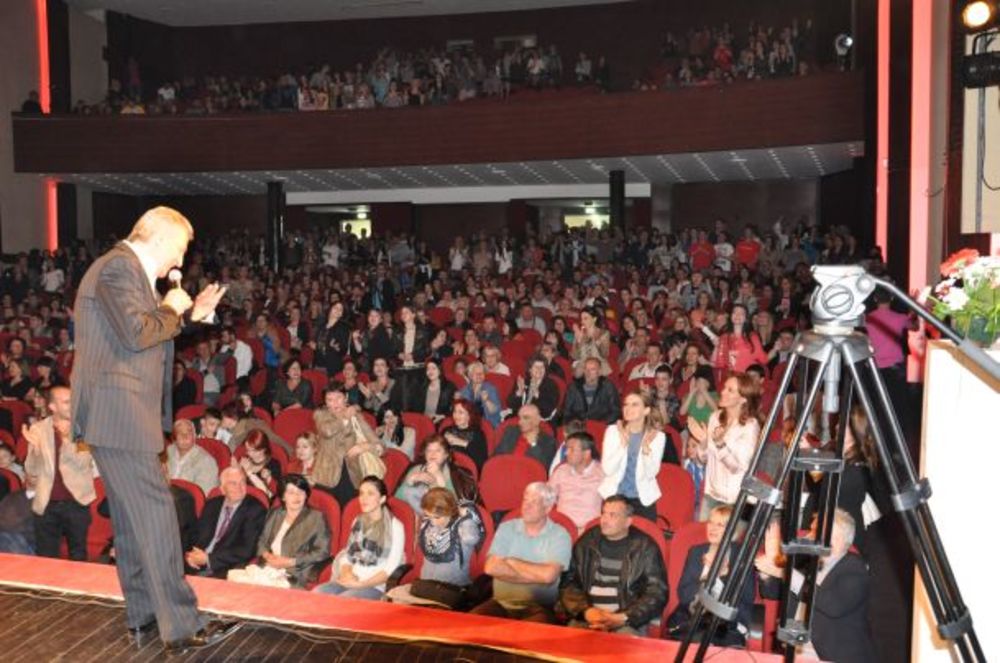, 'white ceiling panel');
53,142,864,197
